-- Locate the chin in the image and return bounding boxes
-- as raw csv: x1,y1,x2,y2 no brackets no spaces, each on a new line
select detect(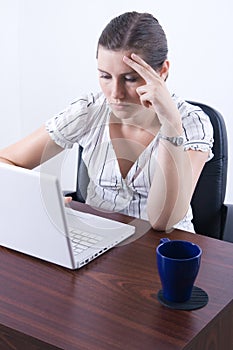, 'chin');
111,103,143,118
